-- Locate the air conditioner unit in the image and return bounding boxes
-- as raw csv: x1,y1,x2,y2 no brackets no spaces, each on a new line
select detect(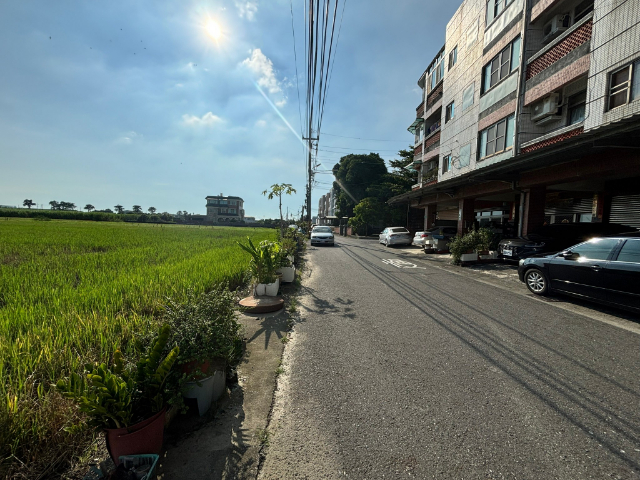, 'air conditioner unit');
543,13,571,43
532,93,561,123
